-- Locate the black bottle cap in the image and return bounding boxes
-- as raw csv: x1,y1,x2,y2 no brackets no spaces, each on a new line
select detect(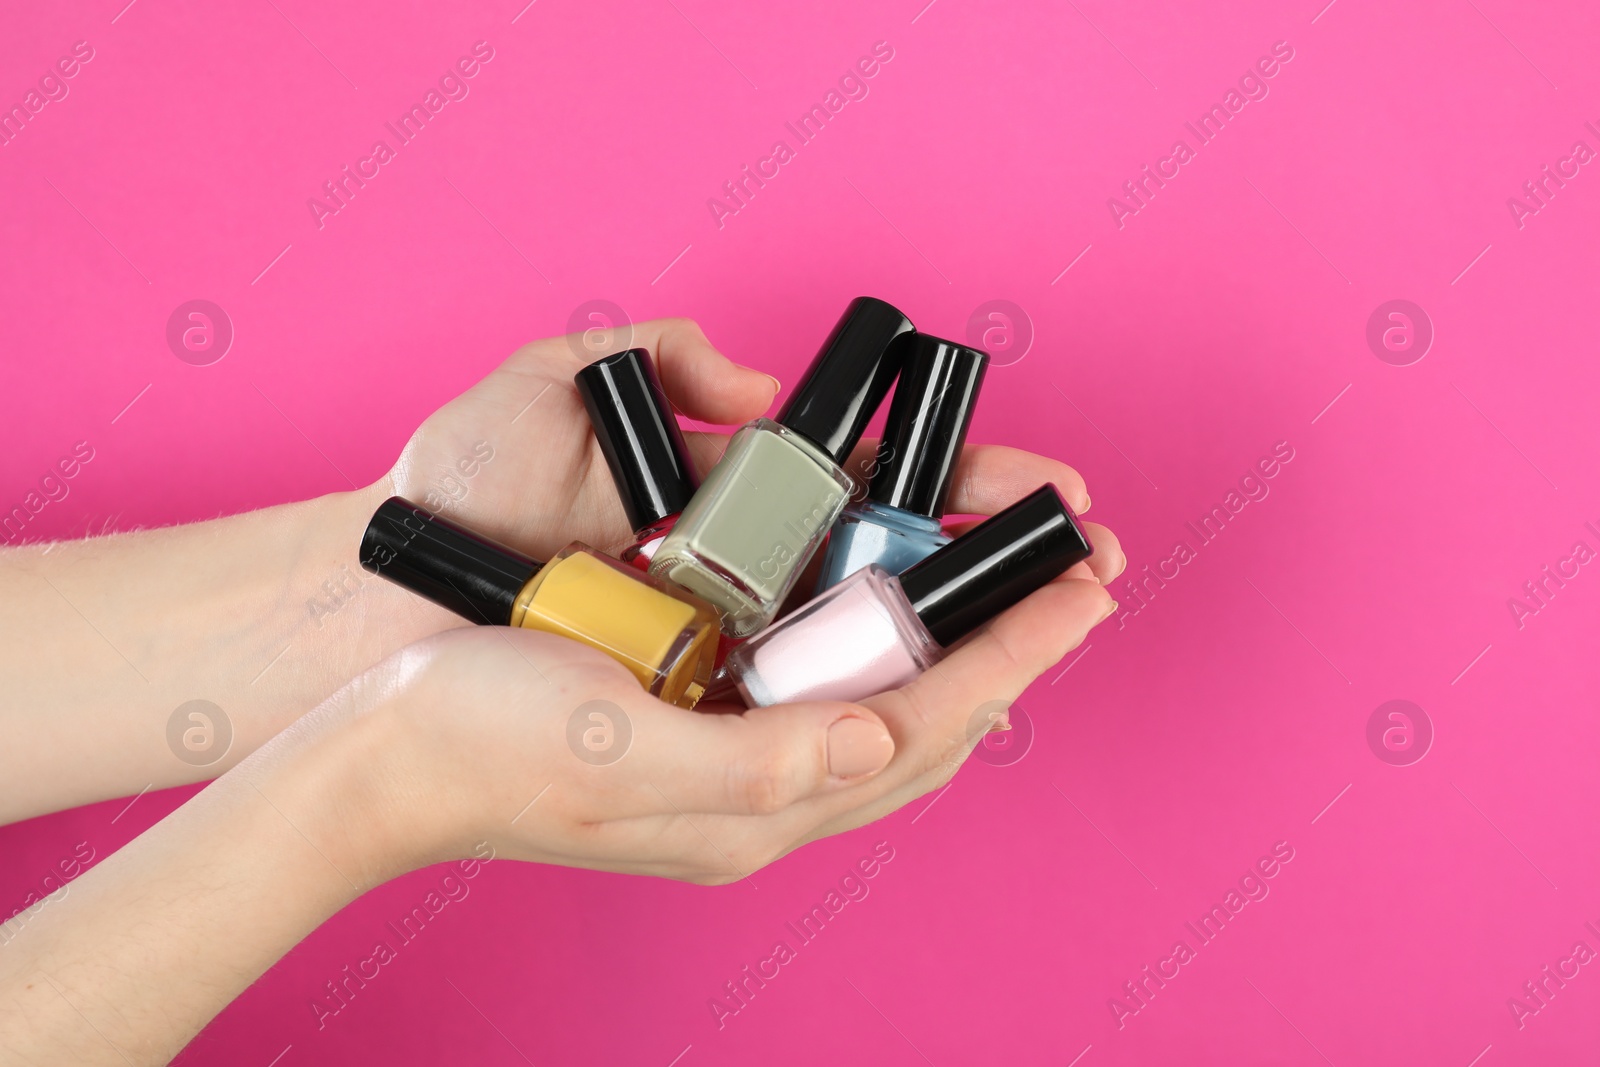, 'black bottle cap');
868,334,988,518
897,484,1093,647
775,296,916,465
359,497,541,625
574,348,698,533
